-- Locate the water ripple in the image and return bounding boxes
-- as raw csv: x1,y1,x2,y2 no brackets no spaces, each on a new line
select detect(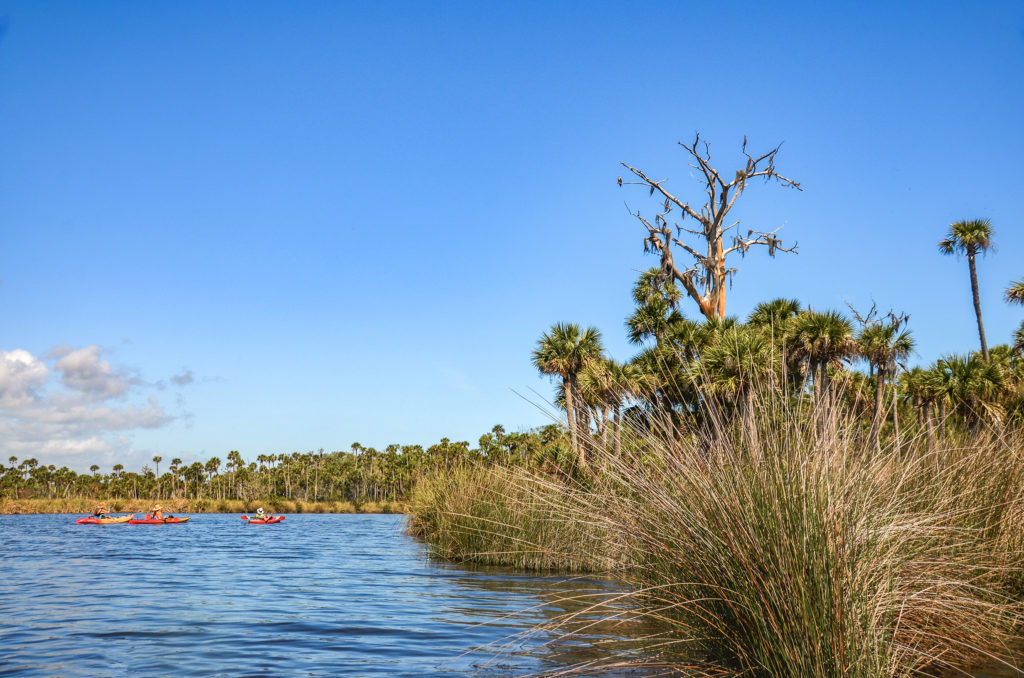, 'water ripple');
0,514,650,677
